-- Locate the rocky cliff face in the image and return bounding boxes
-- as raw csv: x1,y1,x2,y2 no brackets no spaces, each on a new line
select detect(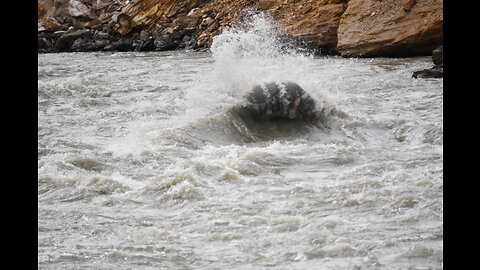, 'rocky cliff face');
254,0,348,54
38,0,443,57
336,0,443,57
